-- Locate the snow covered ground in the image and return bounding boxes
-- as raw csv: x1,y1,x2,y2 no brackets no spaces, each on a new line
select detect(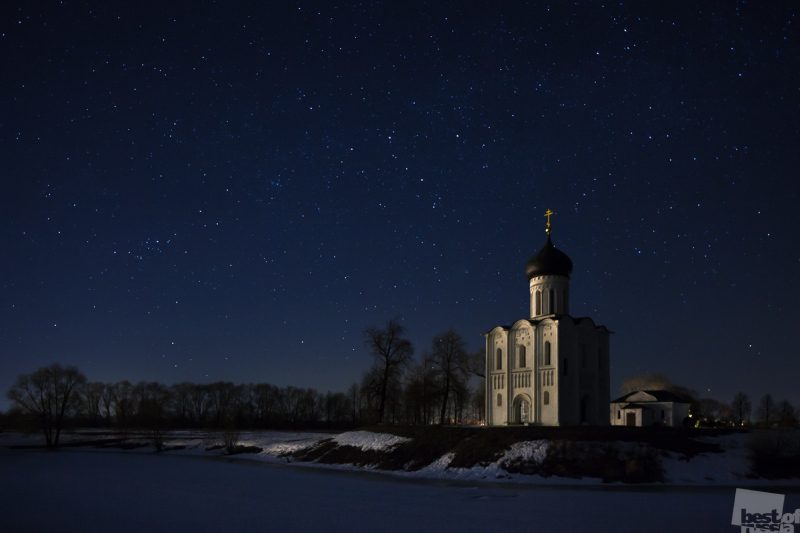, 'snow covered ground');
0,448,772,533
2,429,799,532
1,428,796,487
